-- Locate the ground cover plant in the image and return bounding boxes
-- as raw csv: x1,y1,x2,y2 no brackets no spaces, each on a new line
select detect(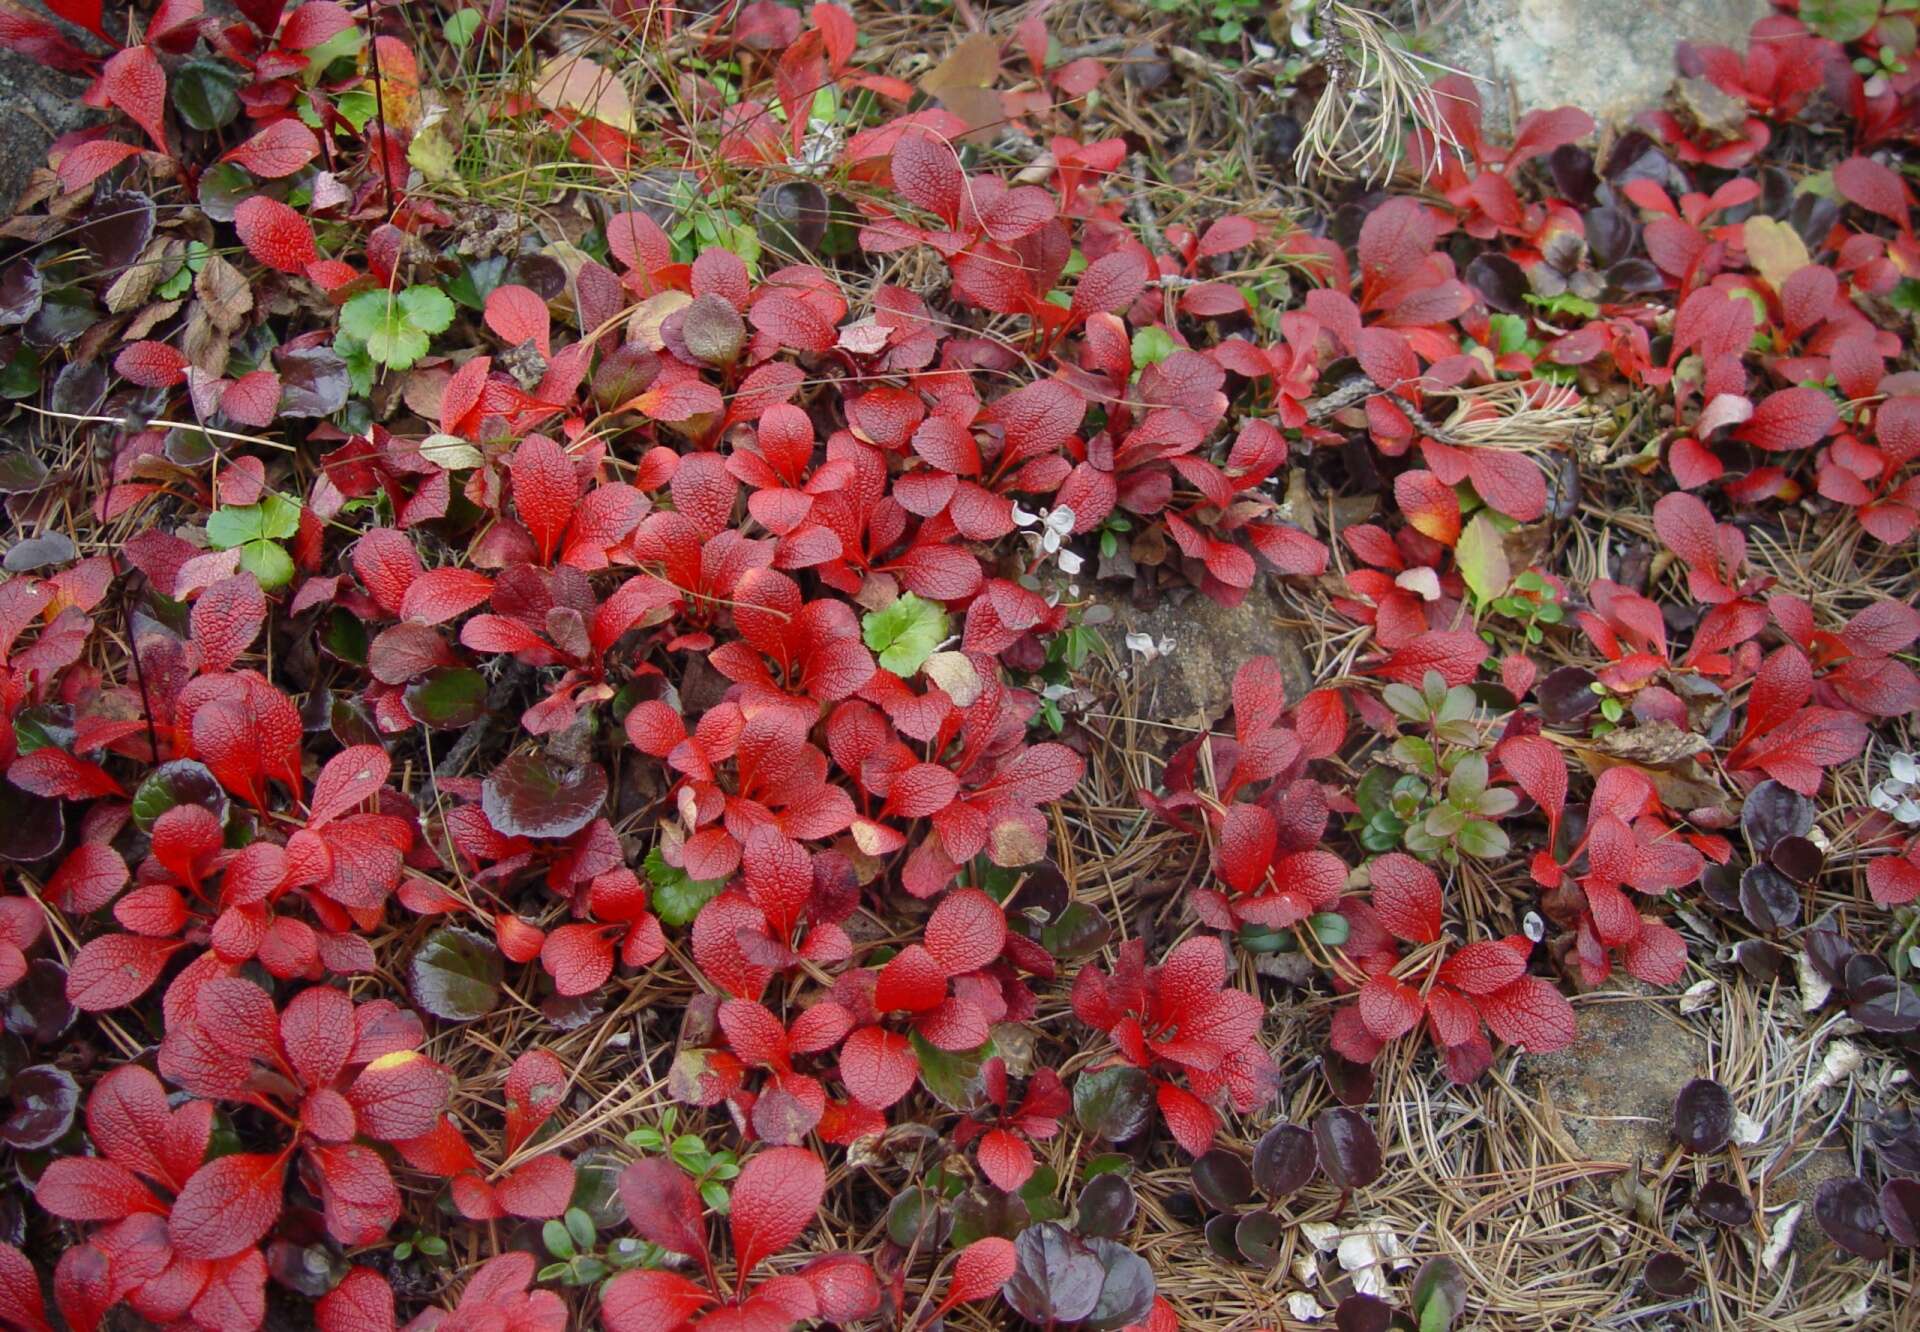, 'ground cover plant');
0,0,1917,1326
